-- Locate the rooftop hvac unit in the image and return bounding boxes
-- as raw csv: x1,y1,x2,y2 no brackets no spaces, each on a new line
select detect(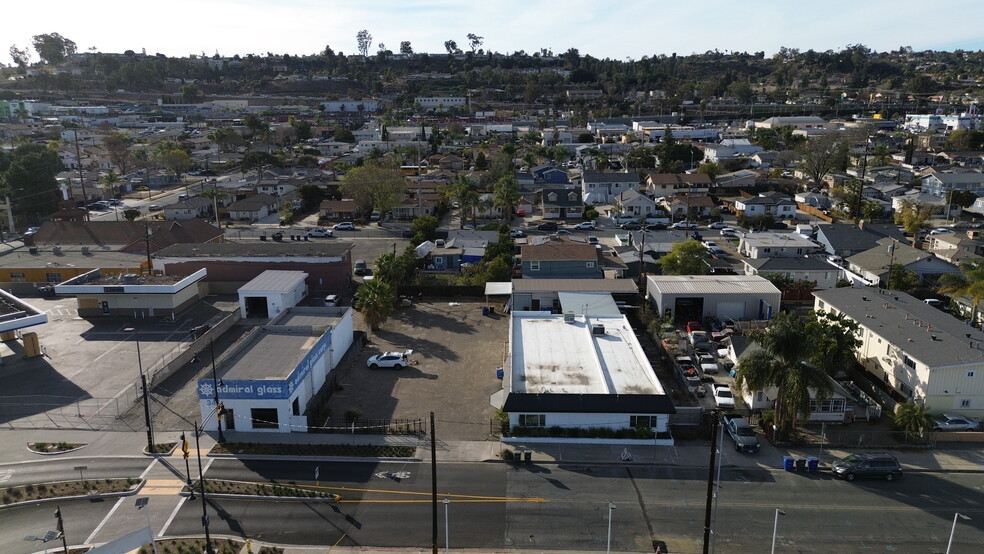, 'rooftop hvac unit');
28,247,38,255
563,311,575,323
52,246,61,255
122,273,142,284
81,246,90,255
592,323,606,335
